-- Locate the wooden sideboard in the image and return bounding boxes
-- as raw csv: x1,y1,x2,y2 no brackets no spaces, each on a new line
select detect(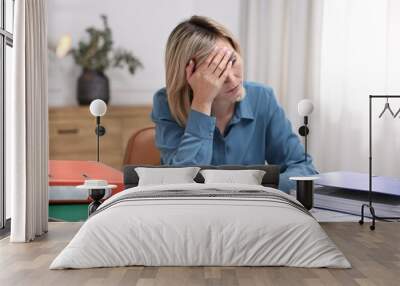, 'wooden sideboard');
49,105,154,171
